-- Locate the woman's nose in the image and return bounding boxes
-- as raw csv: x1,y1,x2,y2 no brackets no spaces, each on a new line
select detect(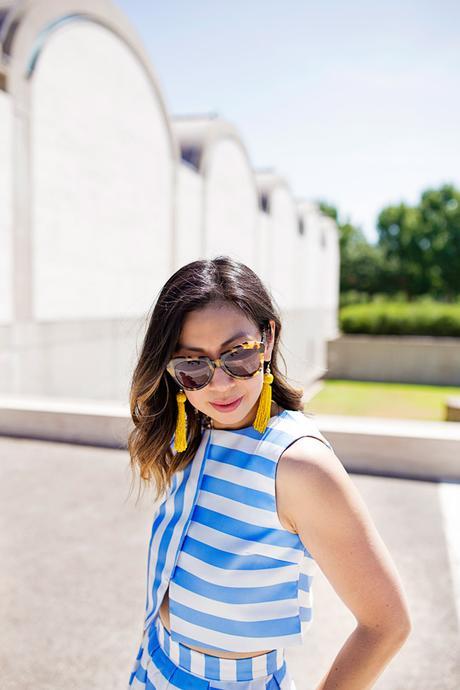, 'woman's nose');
209,364,234,388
